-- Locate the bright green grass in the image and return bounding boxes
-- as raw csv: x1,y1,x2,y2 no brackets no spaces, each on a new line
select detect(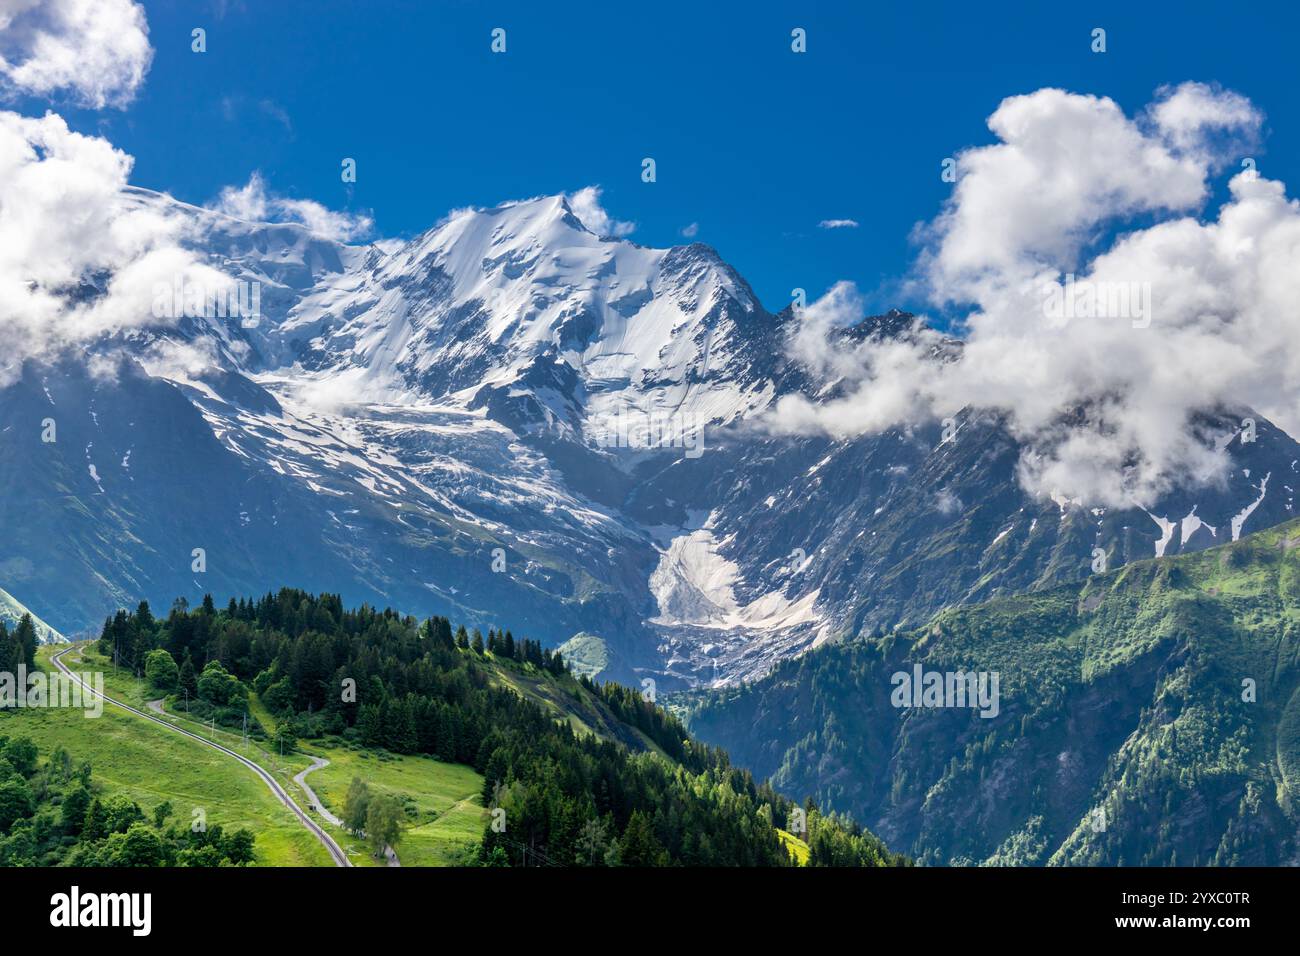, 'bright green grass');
61,644,492,866
60,646,391,866
74,646,315,777
303,744,485,866
247,692,279,736
1,644,333,866
777,828,810,865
